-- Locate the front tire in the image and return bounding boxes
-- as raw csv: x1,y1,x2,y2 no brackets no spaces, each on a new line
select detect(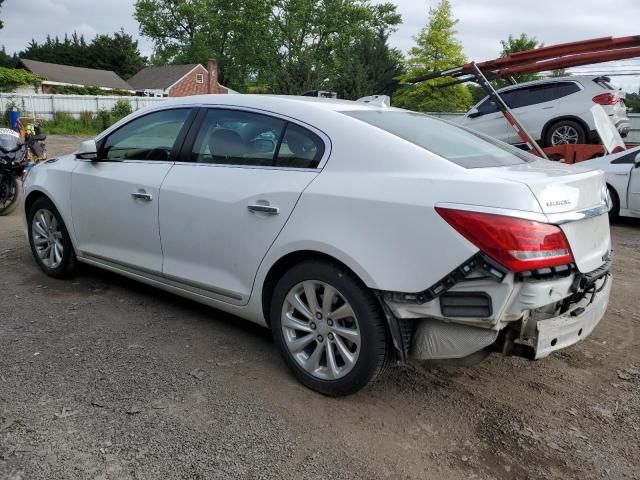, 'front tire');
271,261,388,396
28,197,77,278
